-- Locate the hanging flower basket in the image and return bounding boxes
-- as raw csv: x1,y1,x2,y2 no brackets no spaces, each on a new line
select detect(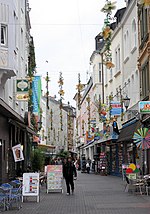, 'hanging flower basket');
101,1,117,13
102,26,112,40
58,79,64,85
58,89,65,96
105,61,115,69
